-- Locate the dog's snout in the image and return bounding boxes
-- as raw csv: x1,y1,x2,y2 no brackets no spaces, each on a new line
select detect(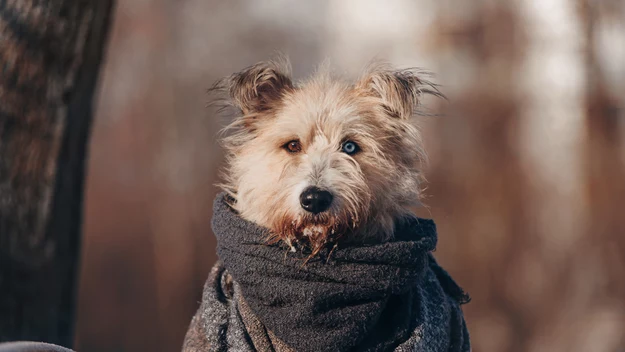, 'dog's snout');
300,187,333,214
